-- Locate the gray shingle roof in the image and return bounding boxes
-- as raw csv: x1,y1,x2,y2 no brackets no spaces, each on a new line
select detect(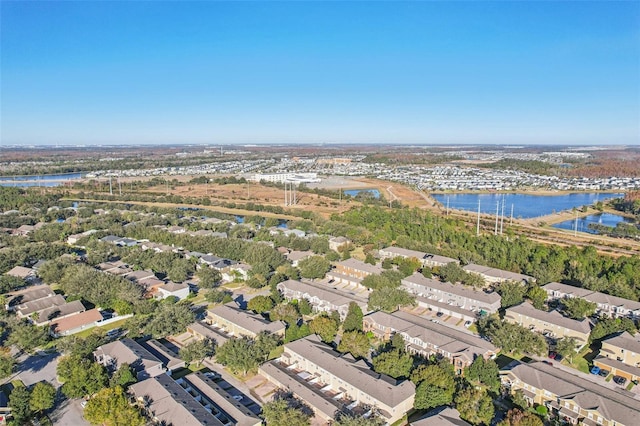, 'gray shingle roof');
463,263,534,282
335,258,383,275
285,335,415,407
207,304,286,335
94,338,163,374
402,272,501,305
506,302,591,335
